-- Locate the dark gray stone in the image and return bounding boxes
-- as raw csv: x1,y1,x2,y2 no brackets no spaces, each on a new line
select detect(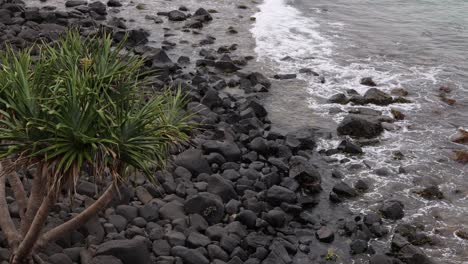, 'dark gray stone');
265,185,296,205
184,193,224,224
89,255,124,264
207,174,238,203
152,239,171,256
332,181,358,197
159,201,186,221
168,10,187,21
364,88,393,105
380,200,404,220
171,246,209,264
175,149,211,175
95,239,150,264
316,226,334,243
187,232,211,248
202,140,241,162
337,115,383,138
